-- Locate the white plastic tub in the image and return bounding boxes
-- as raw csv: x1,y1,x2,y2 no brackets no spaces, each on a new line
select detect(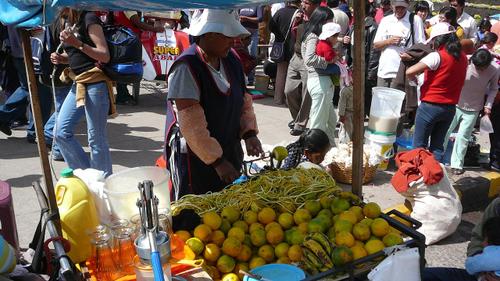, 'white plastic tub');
104,166,171,221
368,87,406,135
